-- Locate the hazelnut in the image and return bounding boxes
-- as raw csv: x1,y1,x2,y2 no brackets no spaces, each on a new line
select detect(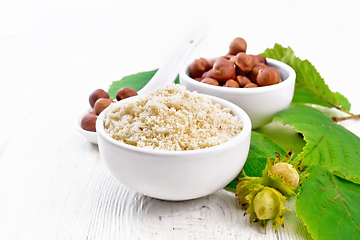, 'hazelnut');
116,87,138,101
249,55,267,65
208,59,216,67
81,113,97,132
233,52,255,75
256,67,281,86
189,58,212,78
224,53,235,60
89,89,109,108
94,98,114,115
194,77,203,82
250,63,268,83
212,57,236,83
89,108,96,115
228,37,247,55
244,82,259,88
202,69,214,79
257,55,267,64
236,75,251,88
223,79,240,88
201,78,220,86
